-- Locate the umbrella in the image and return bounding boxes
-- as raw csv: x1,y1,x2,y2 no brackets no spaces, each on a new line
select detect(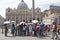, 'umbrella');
17,24,19,26
11,21,15,23
32,20,38,23
20,21,25,25
4,21,10,24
